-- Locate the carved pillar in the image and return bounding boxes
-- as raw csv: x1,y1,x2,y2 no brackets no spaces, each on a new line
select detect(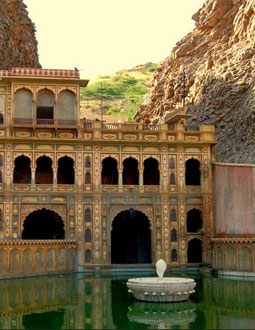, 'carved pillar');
139,170,143,186
53,167,57,190
118,171,122,186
